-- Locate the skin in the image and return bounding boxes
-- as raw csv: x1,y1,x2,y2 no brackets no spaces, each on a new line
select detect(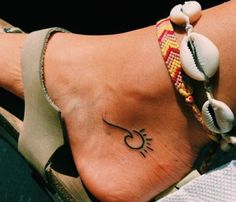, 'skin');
0,1,236,201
